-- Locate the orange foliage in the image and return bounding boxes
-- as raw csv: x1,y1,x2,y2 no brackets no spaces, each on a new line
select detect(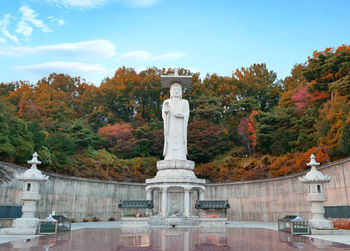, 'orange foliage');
336,44,350,52
312,50,321,58
18,99,46,121
320,73,334,81
308,80,317,86
309,90,330,102
7,84,33,112
324,47,332,54
312,46,350,57
318,96,349,149
268,147,329,178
